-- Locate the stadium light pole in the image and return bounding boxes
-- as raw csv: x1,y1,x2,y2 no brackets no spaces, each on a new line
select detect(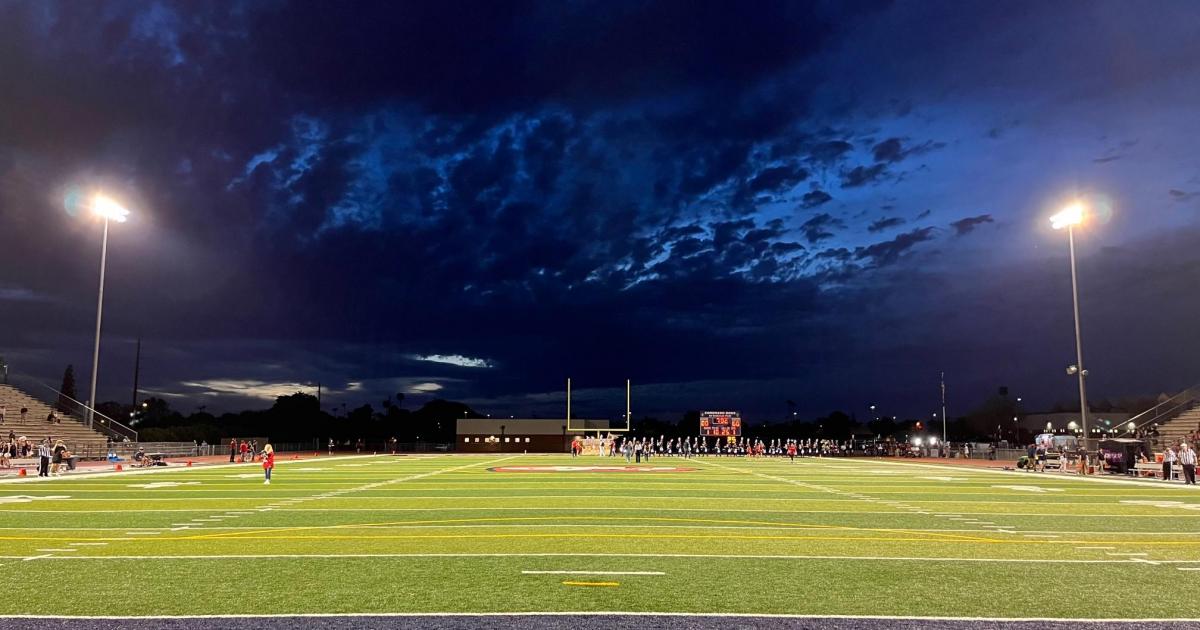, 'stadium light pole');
1050,202,1090,452
86,194,130,428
